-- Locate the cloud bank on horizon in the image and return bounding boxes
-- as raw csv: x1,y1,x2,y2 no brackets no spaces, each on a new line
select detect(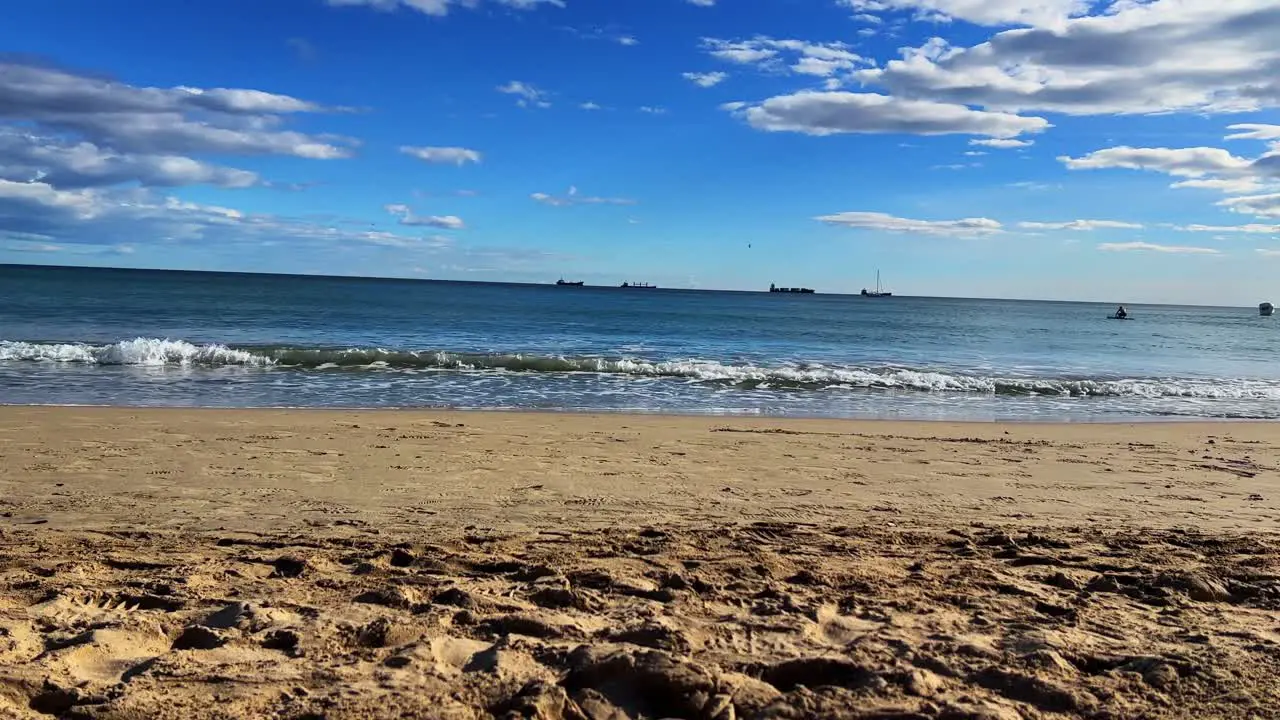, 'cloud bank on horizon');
0,0,1278,303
